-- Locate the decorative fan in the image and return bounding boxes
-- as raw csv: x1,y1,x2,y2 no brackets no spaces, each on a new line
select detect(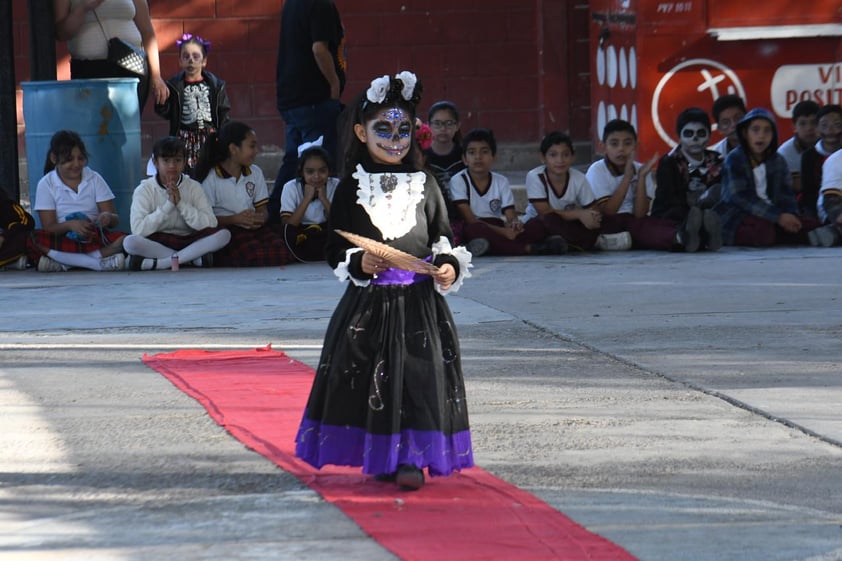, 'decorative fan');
335,230,440,275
